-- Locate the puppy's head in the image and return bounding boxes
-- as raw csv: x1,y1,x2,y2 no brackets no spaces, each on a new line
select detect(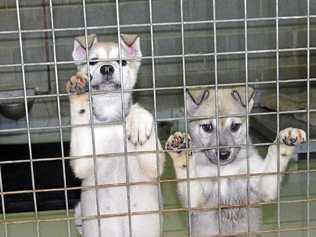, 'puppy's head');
72,34,142,91
186,87,255,166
